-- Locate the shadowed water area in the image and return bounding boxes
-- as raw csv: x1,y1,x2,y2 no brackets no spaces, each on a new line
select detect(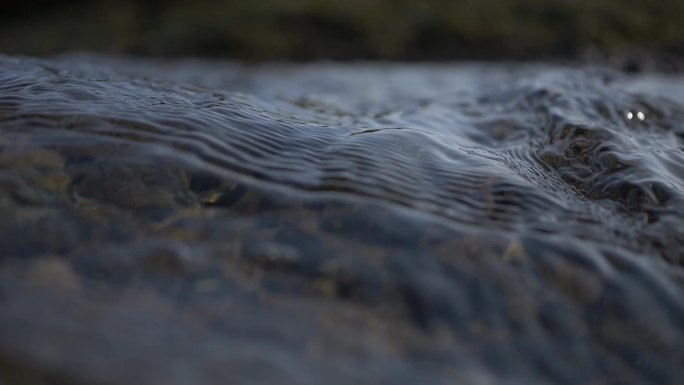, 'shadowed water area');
1,54,684,384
